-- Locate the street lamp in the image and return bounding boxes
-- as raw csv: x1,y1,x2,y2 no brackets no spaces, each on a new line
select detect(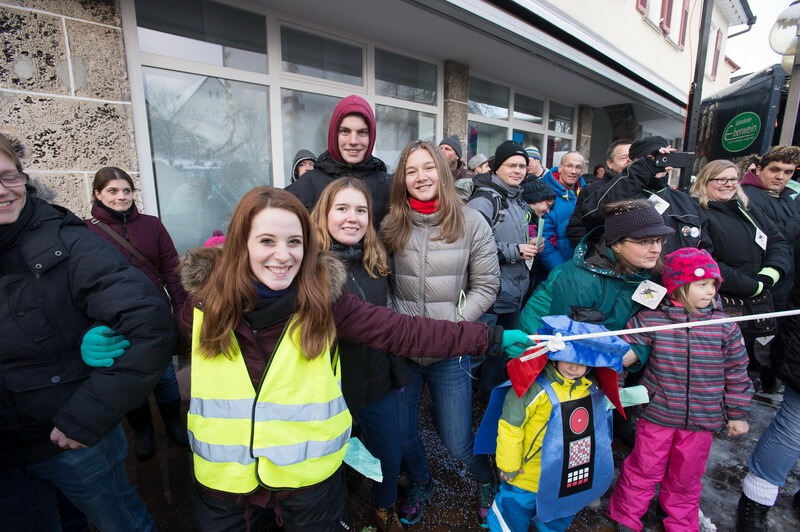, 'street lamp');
771,1,800,144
